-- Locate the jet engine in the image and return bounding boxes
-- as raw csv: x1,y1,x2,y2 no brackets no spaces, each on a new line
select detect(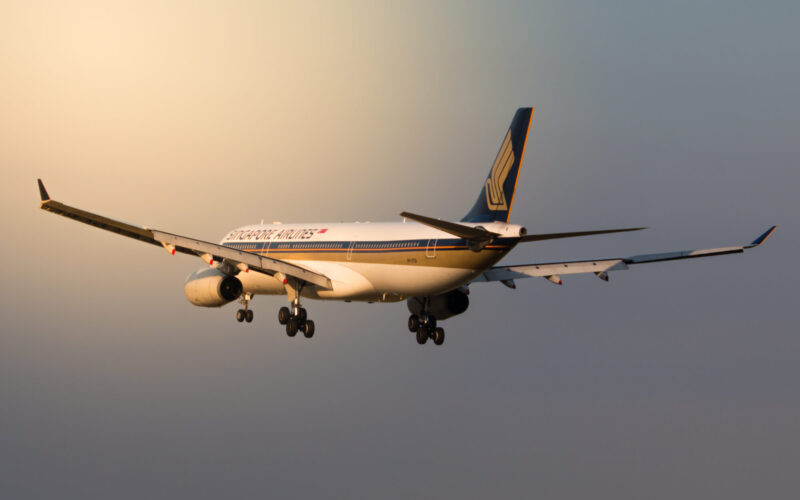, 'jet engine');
406,288,469,321
184,268,243,307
